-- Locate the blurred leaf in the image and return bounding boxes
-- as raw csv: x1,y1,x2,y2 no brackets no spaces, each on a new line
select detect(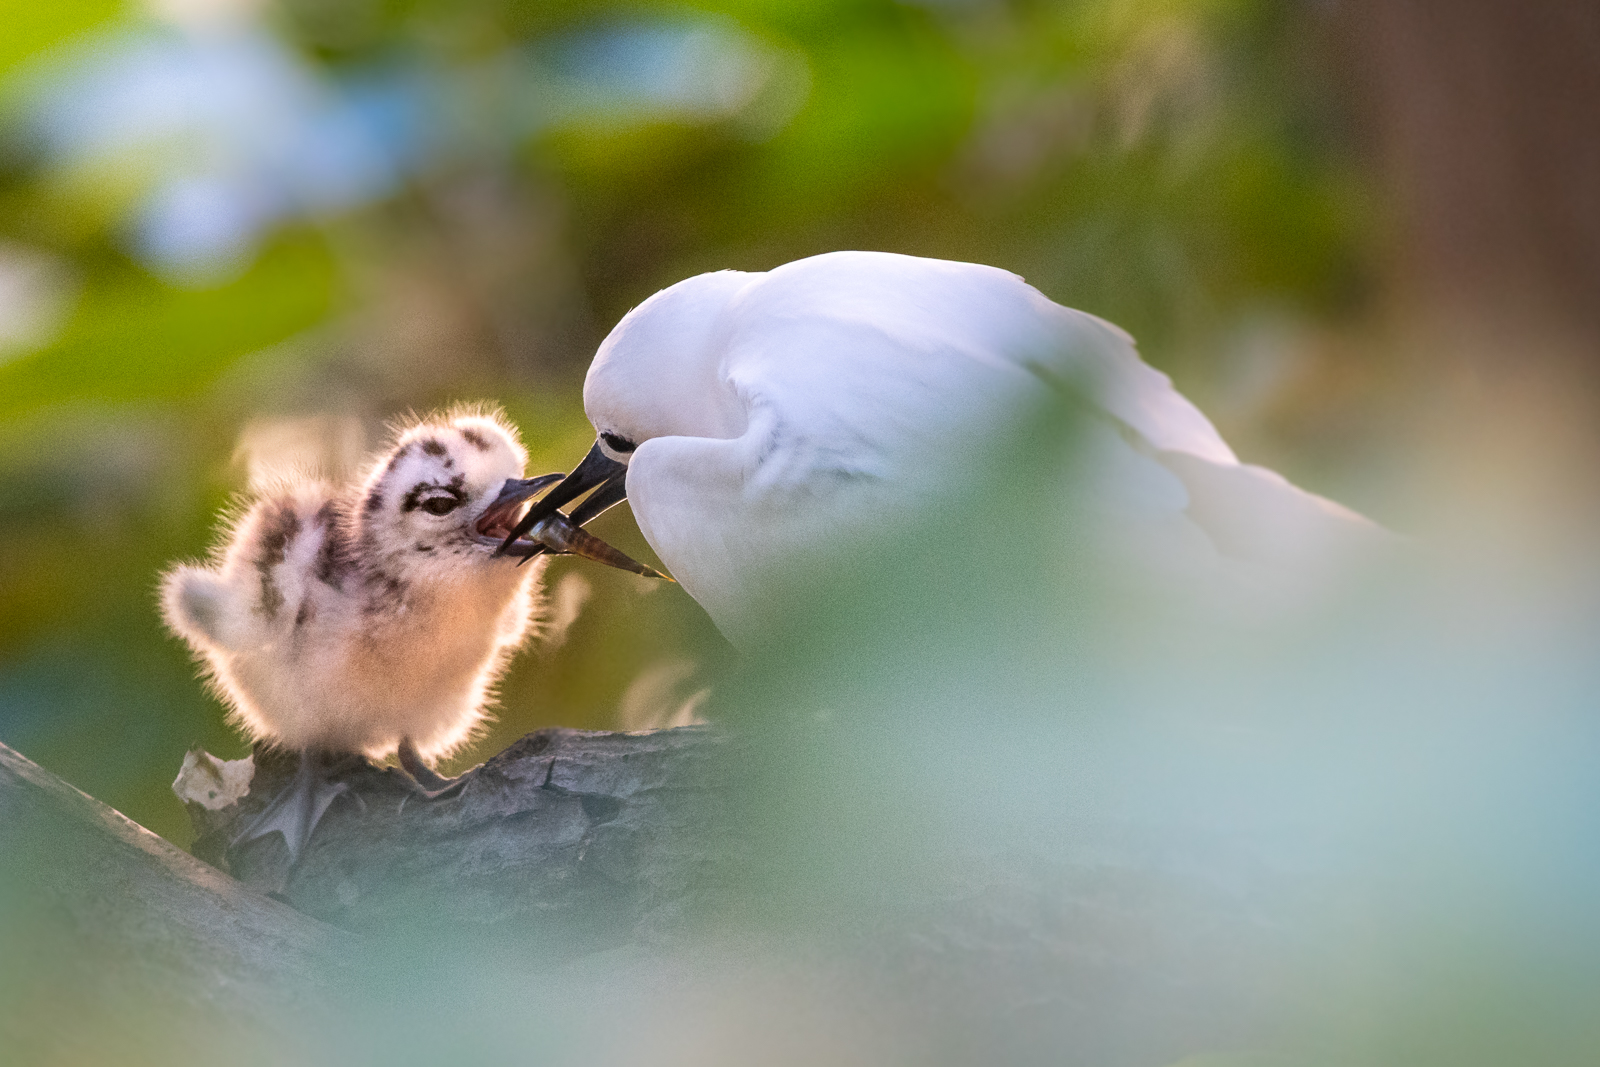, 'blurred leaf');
0,234,339,420
0,0,124,78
